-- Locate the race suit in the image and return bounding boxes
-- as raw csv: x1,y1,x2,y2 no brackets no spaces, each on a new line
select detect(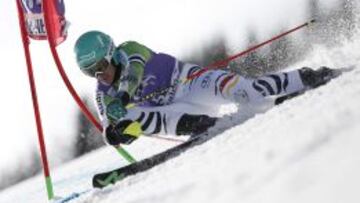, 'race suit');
95,41,306,144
